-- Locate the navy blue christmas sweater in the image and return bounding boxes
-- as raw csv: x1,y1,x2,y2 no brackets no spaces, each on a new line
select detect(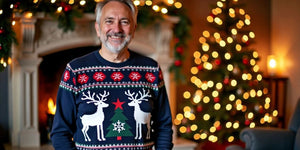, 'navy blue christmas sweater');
51,50,173,150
